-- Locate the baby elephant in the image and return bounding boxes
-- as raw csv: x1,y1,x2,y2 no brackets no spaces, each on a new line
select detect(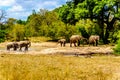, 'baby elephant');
6,42,19,51
58,39,66,47
89,35,100,46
